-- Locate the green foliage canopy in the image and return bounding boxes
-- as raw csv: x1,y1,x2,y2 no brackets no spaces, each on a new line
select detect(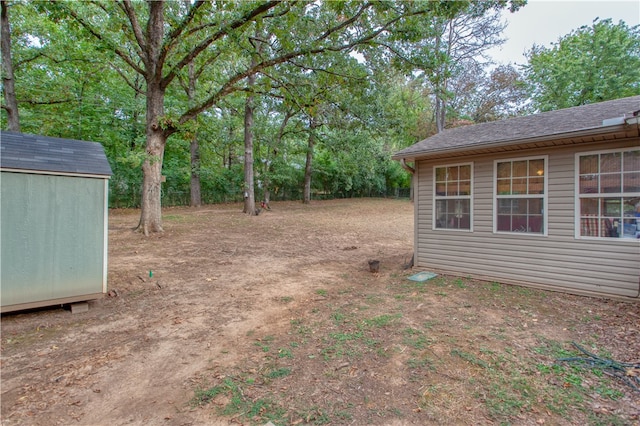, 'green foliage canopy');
523,18,640,111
